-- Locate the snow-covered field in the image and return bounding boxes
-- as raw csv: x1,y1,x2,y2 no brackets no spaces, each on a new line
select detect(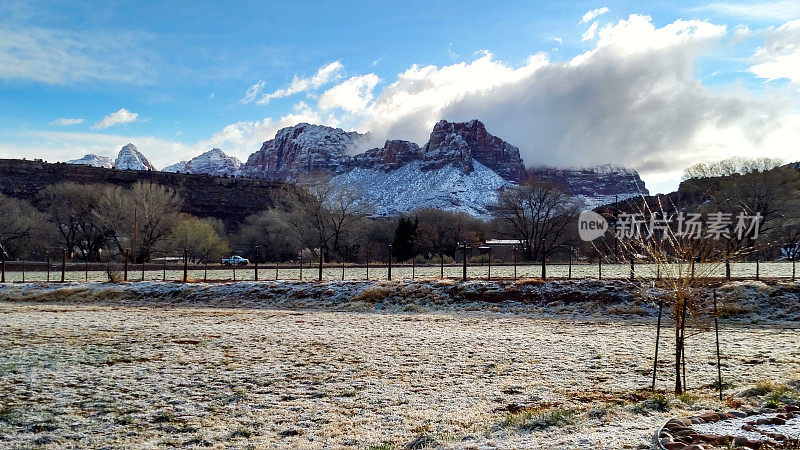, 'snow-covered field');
0,280,798,448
